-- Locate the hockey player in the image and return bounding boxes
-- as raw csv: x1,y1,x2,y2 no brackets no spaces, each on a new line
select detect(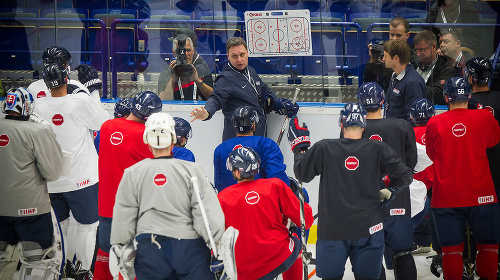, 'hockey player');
465,57,500,275
291,103,413,280
34,63,109,280
95,91,162,280
0,87,63,279
27,46,94,100
426,77,500,280
357,82,418,280
172,116,195,162
110,112,225,280
190,37,299,141
213,105,289,192
218,146,313,280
